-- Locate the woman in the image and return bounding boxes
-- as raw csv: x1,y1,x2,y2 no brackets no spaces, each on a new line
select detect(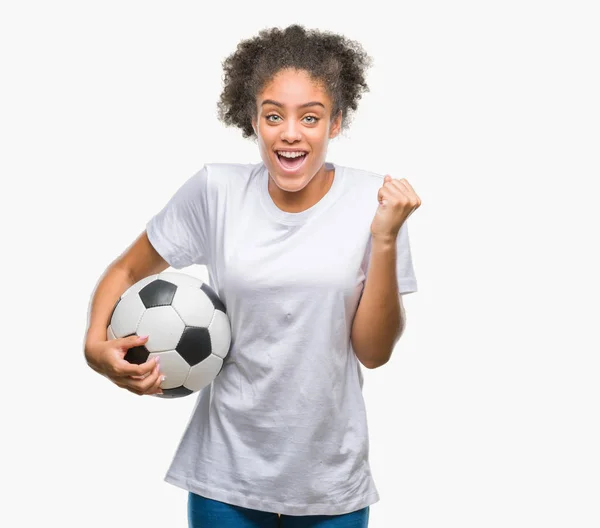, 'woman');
84,24,420,528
